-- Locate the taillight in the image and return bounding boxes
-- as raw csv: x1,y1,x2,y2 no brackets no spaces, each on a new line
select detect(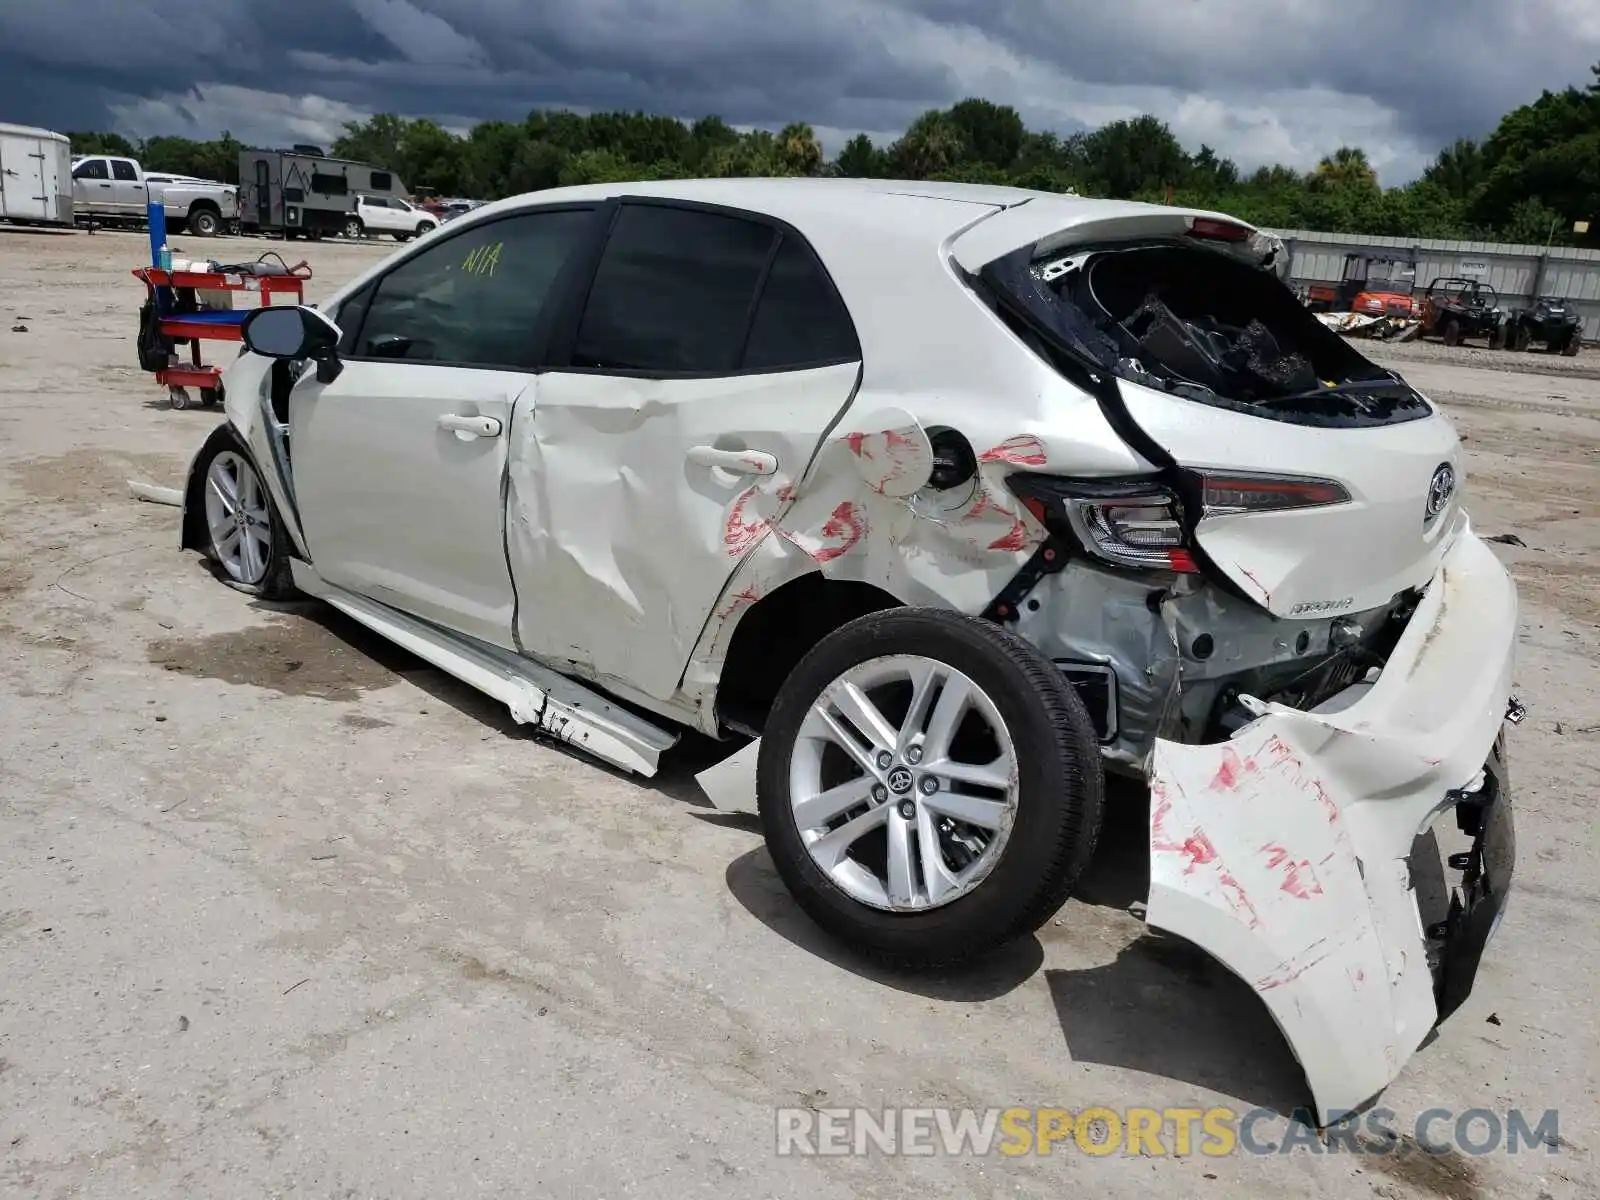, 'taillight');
1191,471,1351,517
1187,217,1253,244
1009,478,1199,573
1075,495,1197,572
